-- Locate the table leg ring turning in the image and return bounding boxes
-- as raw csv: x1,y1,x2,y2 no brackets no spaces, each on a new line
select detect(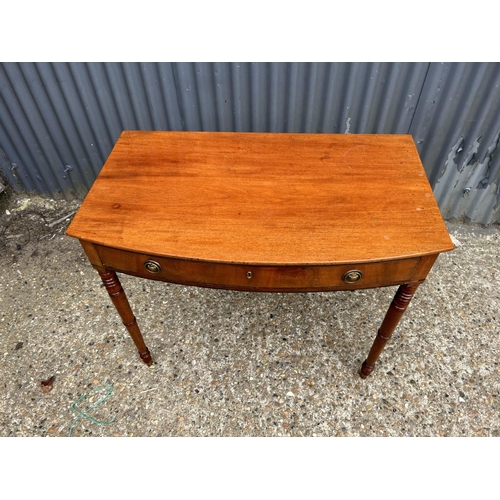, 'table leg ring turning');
98,269,153,366
360,282,420,378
